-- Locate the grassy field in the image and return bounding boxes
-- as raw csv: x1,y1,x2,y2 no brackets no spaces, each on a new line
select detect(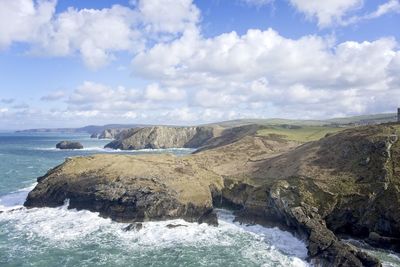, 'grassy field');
257,125,349,142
